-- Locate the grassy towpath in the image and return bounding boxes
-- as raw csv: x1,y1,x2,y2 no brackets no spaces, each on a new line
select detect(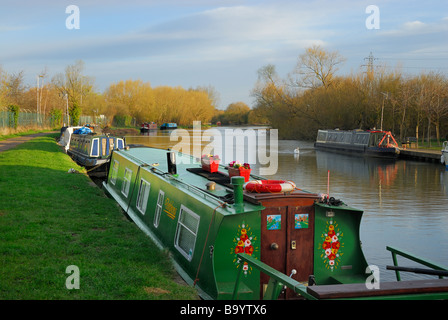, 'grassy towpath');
0,133,198,300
